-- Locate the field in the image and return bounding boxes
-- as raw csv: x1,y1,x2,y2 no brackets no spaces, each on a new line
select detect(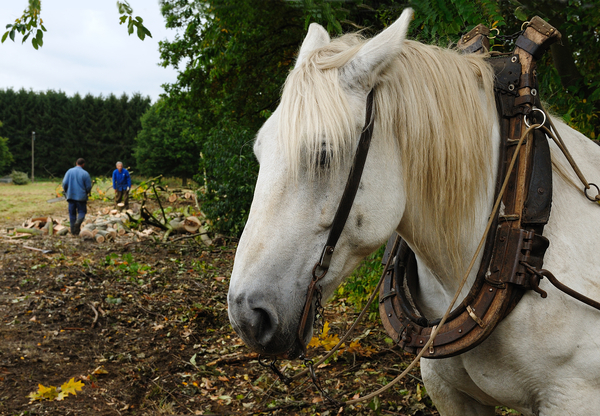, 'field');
1,182,510,415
